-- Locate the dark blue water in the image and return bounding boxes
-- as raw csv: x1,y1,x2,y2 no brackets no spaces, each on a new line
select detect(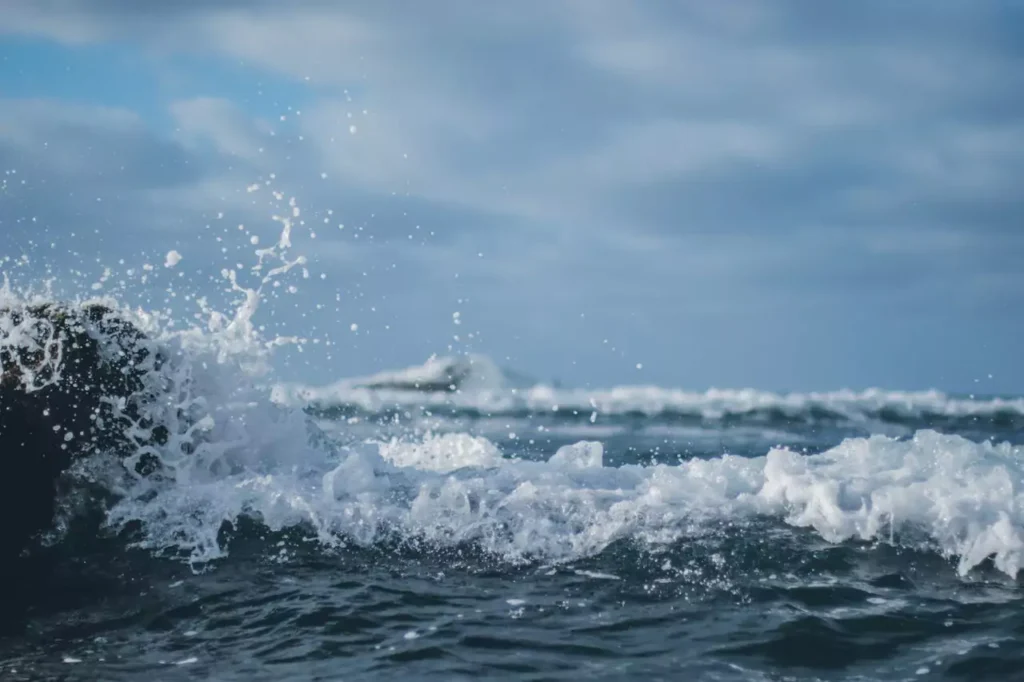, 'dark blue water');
2,403,1023,681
